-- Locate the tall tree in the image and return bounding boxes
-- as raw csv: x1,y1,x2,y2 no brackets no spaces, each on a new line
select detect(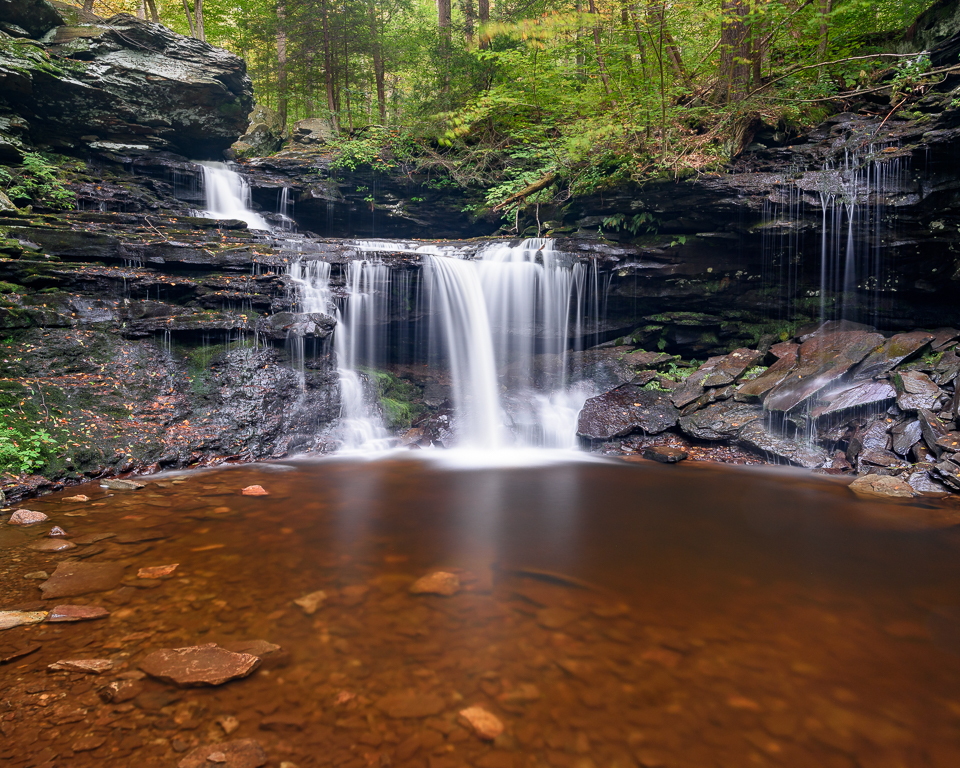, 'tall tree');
714,0,751,102
277,0,289,125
